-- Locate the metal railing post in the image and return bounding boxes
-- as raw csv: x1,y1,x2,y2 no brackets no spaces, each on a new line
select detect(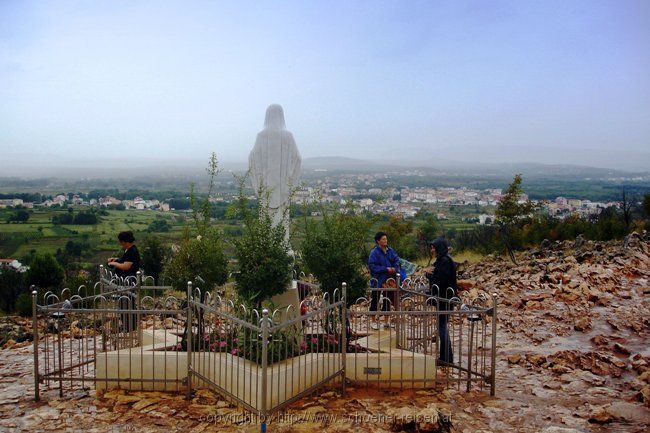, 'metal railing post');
395,273,402,349
341,282,347,397
99,265,104,295
490,293,498,396
186,281,193,400
136,271,142,346
260,308,269,425
32,288,39,402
